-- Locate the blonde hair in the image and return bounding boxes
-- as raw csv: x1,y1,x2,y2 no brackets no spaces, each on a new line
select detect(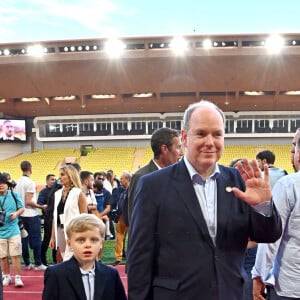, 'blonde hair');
66,214,105,238
60,164,82,188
